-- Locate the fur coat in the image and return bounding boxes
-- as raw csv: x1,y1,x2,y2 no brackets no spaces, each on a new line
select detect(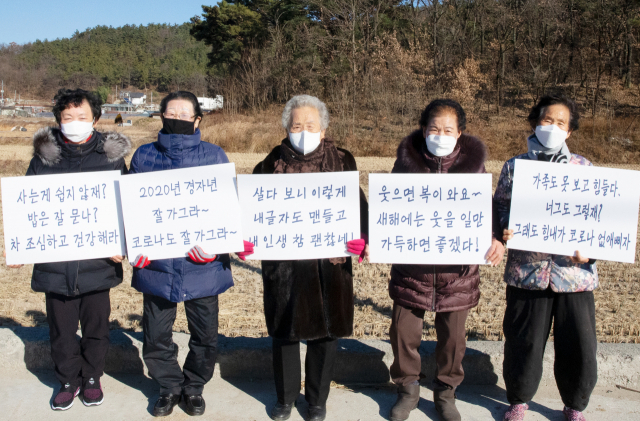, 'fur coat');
253,141,368,341
389,130,499,312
